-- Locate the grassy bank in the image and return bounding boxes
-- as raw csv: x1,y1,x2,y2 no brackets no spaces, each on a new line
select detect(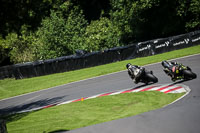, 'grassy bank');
0,45,200,100
7,91,184,132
